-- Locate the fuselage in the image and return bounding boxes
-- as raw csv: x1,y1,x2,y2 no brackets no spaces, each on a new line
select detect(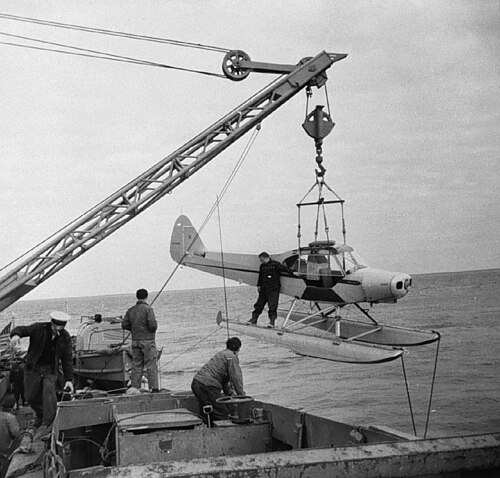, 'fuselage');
170,216,412,305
